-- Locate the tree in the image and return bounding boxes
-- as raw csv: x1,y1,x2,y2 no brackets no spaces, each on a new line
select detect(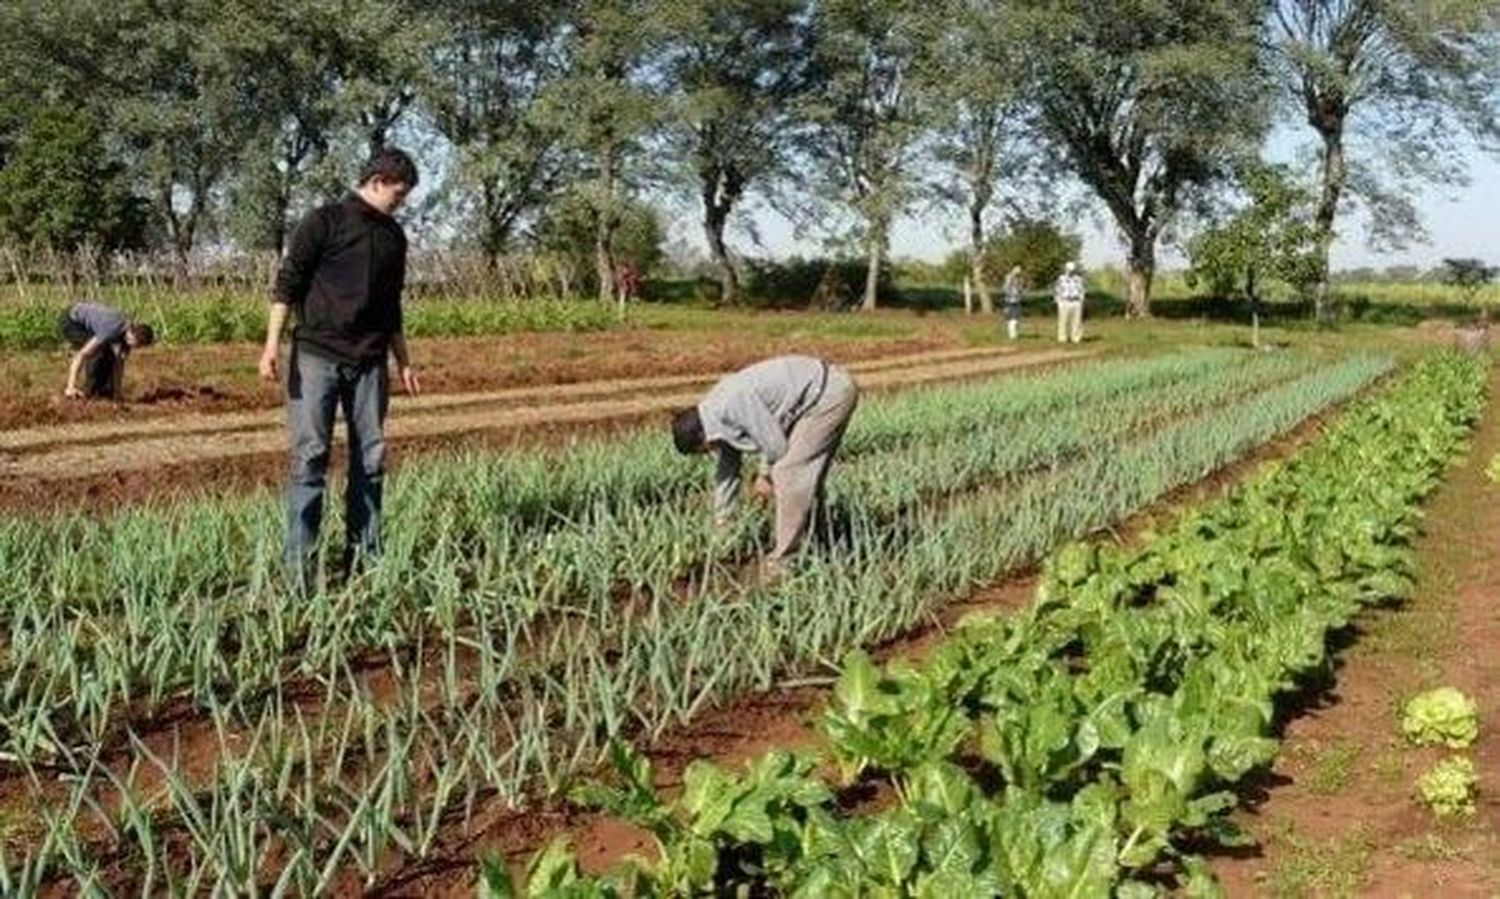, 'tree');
981,218,1081,292
534,194,665,289
538,0,661,308
214,1,348,252
657,0,810,304
0,104,150,254
425,0,570,266
802,0,937,311
1269,1,1500,322
1441,257,1498,320
3,0,446,267
1014,0,1269,317
334,0,437,156
1187,164,1321,304
926,0,1026,315
0,0,242,273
